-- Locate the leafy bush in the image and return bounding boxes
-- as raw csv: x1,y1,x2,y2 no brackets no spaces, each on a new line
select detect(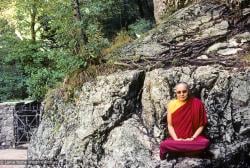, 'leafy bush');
0,64,27,102
128,19,153,38
84,23,110,63
0,0,155,101
25,67,70,100
4,40,86,100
